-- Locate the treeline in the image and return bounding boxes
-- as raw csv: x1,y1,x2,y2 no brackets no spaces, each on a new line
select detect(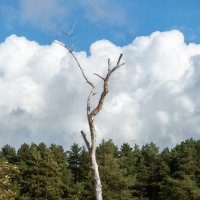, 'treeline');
0,138,200,200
